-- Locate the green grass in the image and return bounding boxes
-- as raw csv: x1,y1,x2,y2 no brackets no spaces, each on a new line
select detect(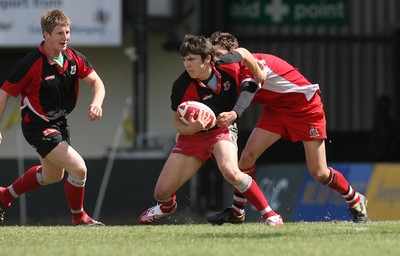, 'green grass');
1,222,400,256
